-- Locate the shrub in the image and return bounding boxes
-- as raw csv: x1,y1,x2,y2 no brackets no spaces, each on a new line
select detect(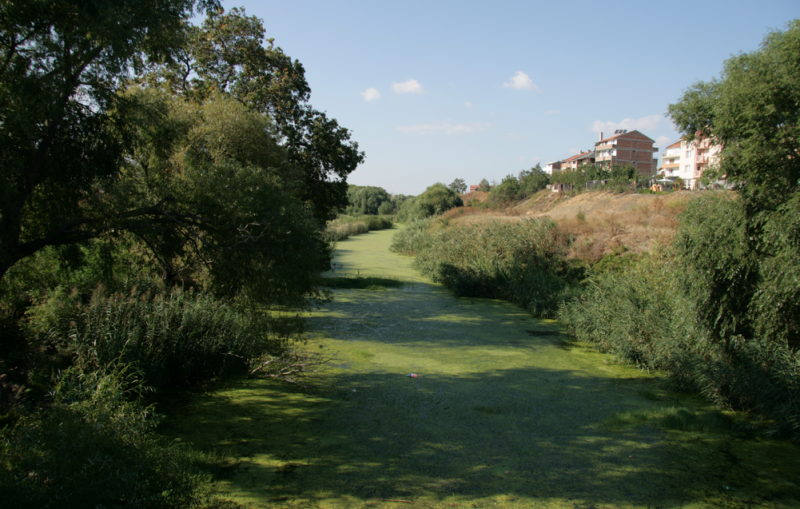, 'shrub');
559,248,800,440
0,366,205,509
325,215,394,242
394,219,577,318
25,284,278,389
